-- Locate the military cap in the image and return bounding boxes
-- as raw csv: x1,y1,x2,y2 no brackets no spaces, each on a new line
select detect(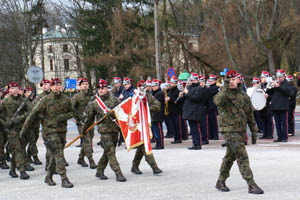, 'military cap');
78,77,88,85
98,79,108,88
276,69,286,77
123,77,132,85
170,76,178,84
225,70,237,79
137,80,146,87
40,79,51,87
113,77,122,84
286,75,294,82
50,78,62,86
189,73,199,81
